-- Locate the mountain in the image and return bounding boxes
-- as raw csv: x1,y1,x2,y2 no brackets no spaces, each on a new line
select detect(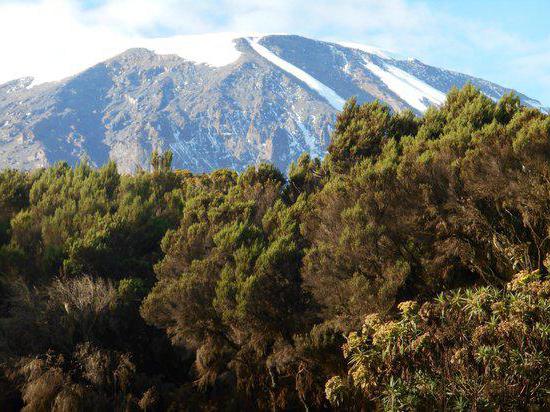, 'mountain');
0,34,547,173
